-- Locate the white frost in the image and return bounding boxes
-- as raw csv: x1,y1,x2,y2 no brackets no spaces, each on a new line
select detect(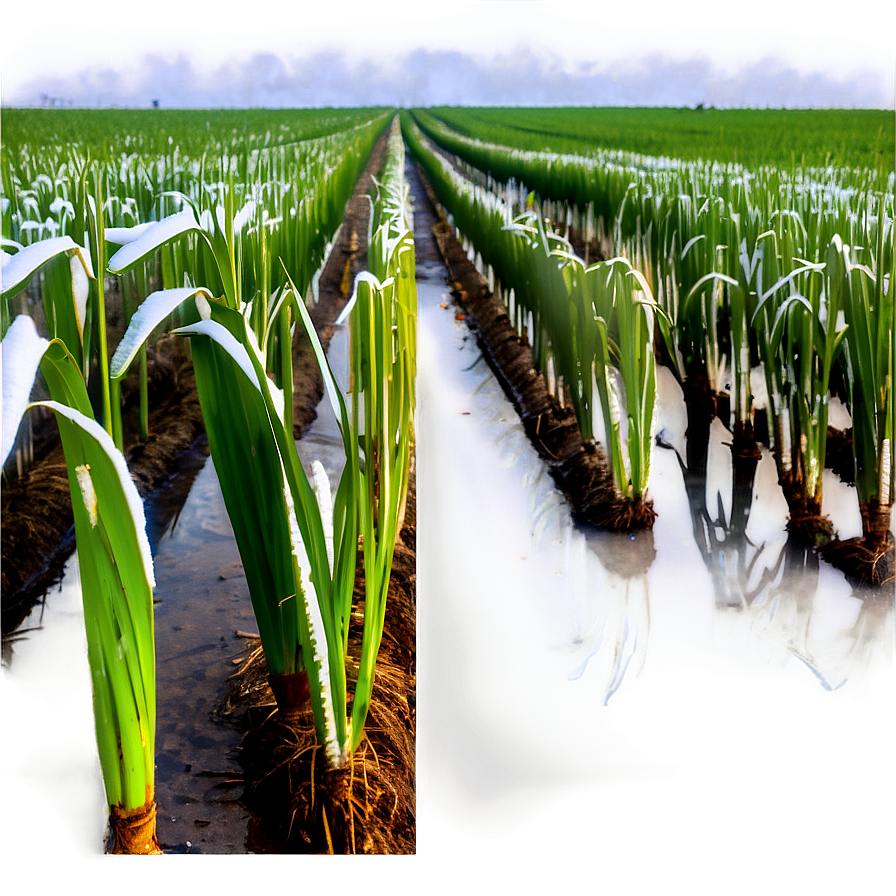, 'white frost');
1,236,93,299
107,209,199,274
1,316,50,465
105,222,155,245
111,287,214,378
282,465,343,766
75,464,98,527
170,319,261,392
